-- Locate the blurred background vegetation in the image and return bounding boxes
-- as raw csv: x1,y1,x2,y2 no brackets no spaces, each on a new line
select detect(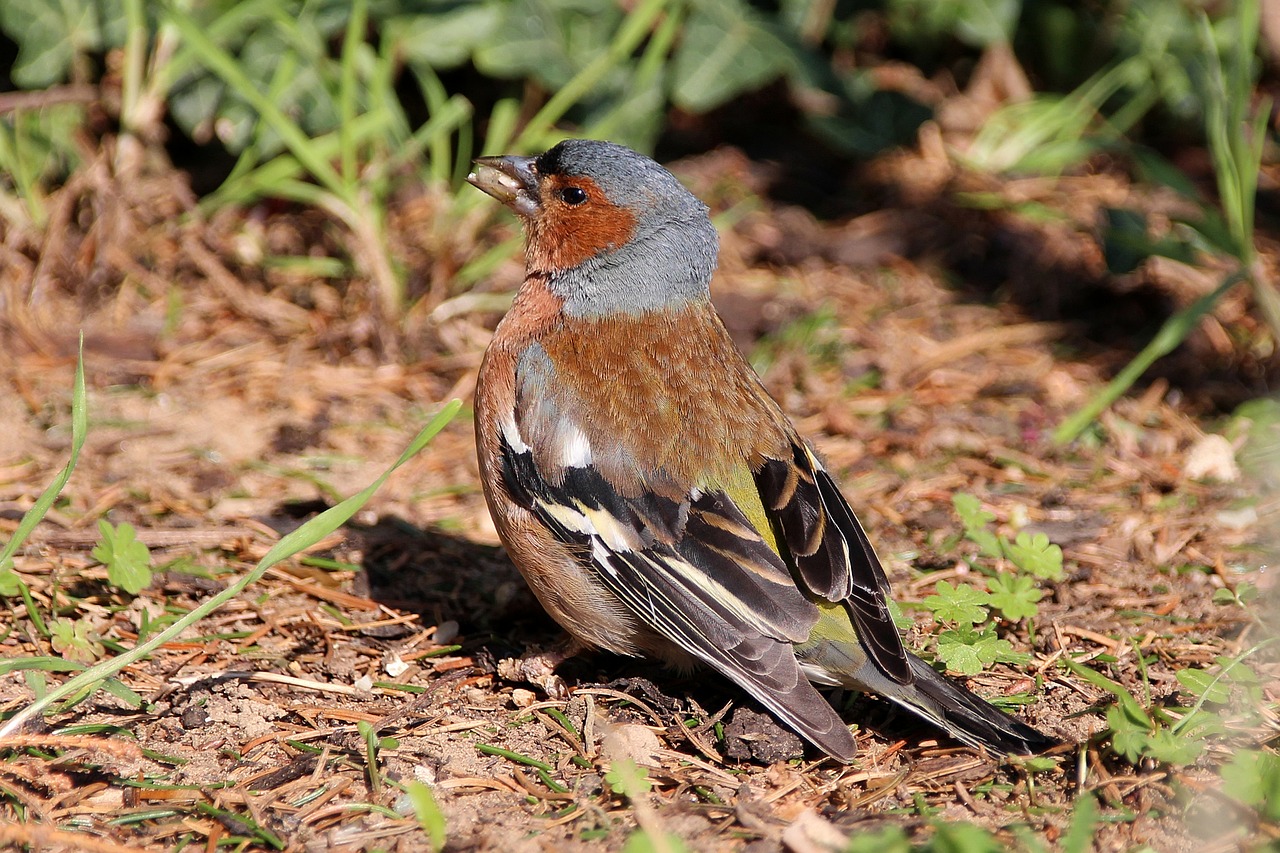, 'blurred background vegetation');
0,0,1276,432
